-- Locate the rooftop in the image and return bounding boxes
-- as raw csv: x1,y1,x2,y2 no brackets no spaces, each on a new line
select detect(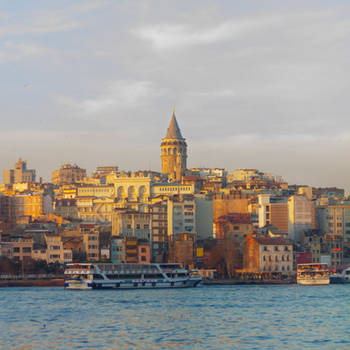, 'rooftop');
254,236,291,245
164,108,184,139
